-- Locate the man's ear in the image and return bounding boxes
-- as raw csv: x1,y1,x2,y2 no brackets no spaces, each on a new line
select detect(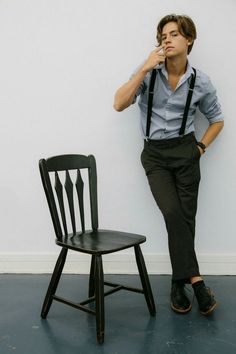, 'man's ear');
187,38,193,46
